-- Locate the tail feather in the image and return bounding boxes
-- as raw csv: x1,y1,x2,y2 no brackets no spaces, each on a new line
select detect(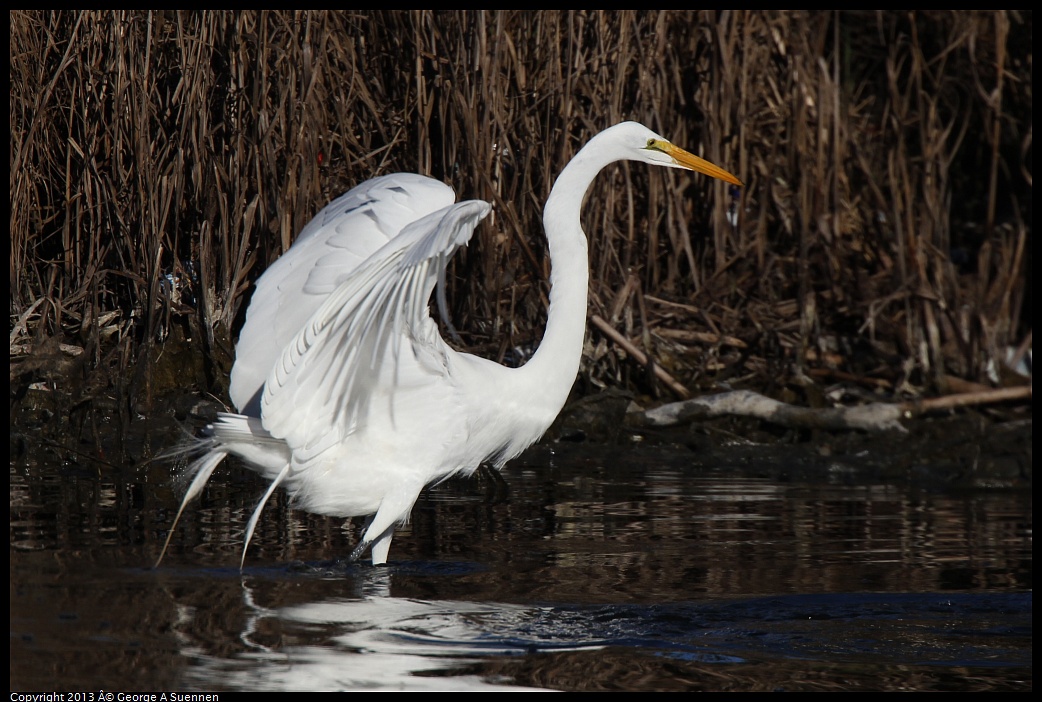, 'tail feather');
241,463,290,569
156,412,293,567
154,449,228,567
210,413,292,477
